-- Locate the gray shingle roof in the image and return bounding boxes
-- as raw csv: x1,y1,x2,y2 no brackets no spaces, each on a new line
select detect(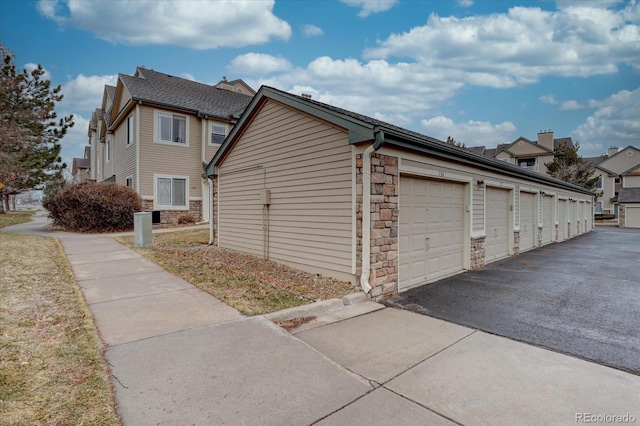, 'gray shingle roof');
618,187,640,203
120,68,253,119
105,85,116,100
